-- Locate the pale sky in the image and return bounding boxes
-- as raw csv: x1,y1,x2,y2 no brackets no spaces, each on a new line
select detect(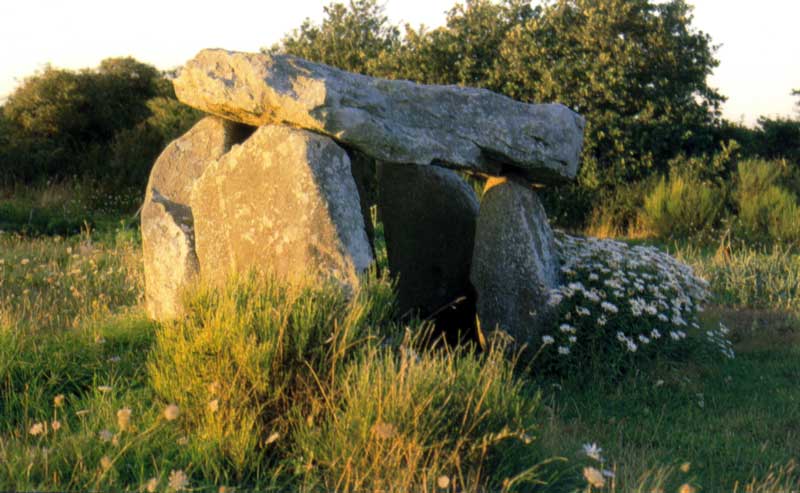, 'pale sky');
1,0,798,126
